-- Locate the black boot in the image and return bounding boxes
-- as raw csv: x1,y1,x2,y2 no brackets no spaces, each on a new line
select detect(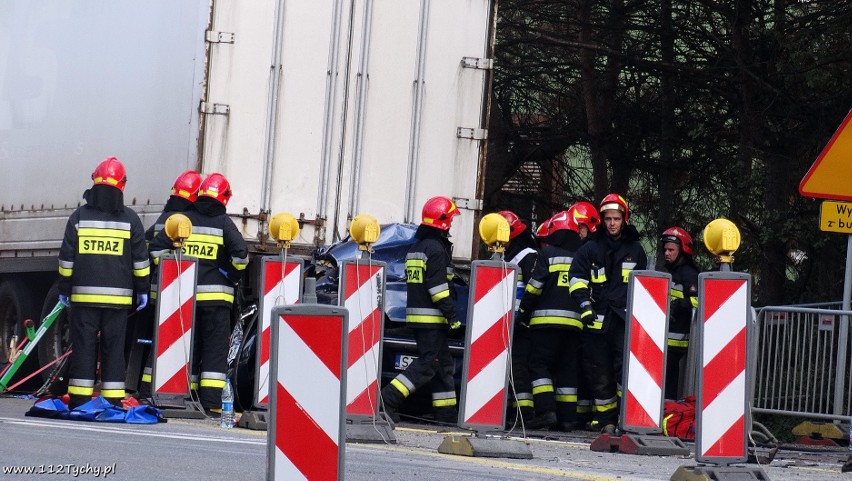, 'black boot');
434,406,458,424
526,411,557,429
380,385,404,424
